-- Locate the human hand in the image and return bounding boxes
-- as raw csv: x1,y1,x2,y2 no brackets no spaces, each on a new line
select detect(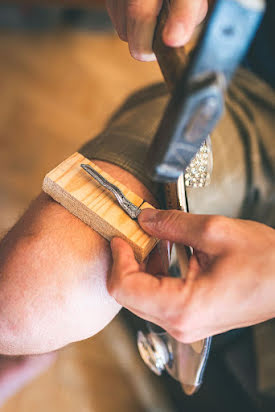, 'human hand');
109,209,275,343
106,0,208,61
